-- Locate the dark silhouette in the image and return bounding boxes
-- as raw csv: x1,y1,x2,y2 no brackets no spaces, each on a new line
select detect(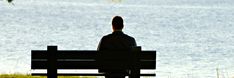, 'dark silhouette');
31,16,156,78
31,46,156,78
7,0,13,3
97,16,137,78
7,0,14,5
